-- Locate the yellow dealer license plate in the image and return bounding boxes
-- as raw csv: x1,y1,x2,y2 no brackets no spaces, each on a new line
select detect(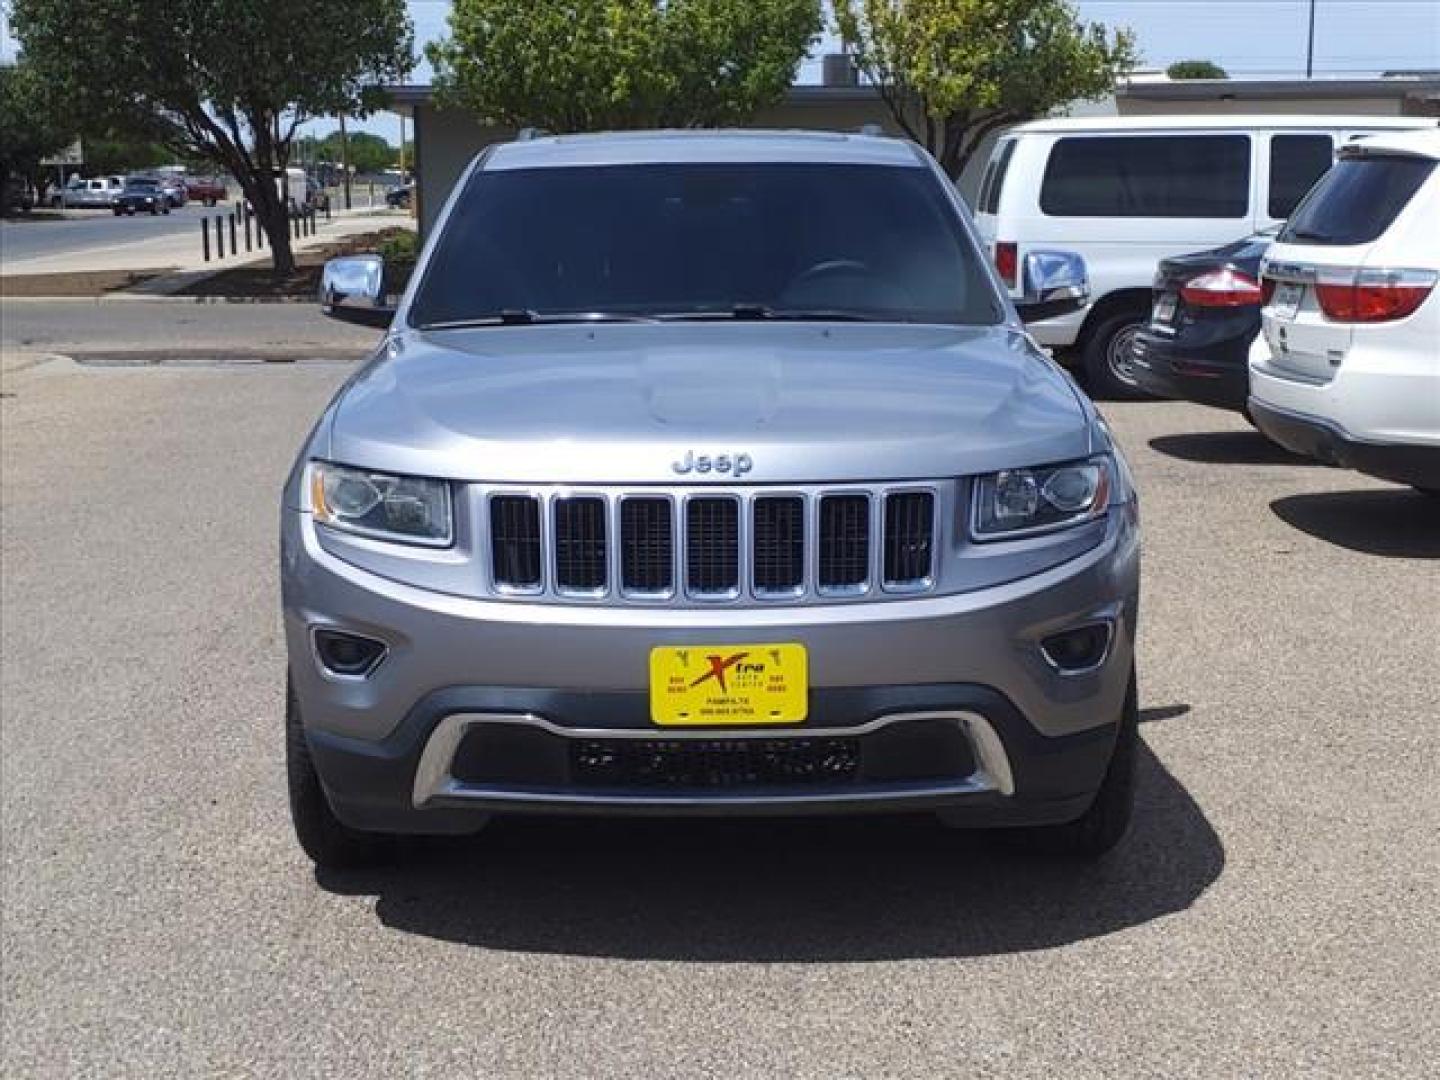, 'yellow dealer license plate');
649,644,808,727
